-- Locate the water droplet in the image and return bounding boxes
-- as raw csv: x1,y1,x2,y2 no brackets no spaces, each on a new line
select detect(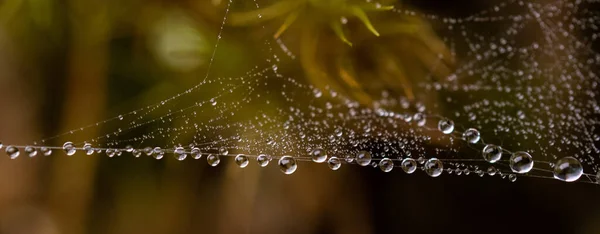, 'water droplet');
344,155,354,163
219,147,229,155
482,144,502,163
24,146,37,157
355,151,372,166
0,141,3,150
462,128,481,144
487,166,497,176
83,143,94,155
508,174,517,182
438,118,454,134
143,147,153,156
401,158,417,174
63,141,76,156
379,158,394,172
278,156,297,174
235,154,249,168
509,151,534,174
553,157,583,182
327,157,341,170
40,147,52,156
207,154,220,166
125,145,134,152
424,158,443,177
310,148,327,163
413,113,426,126
174,147,187,161
191,147,202,159
132,149,142,158
257,154,270,167
154,150,164,160
118,115,124,120
5,146,19,159
106,149,116,157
